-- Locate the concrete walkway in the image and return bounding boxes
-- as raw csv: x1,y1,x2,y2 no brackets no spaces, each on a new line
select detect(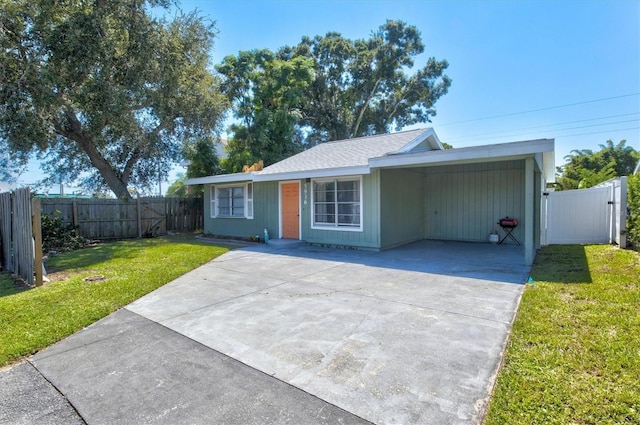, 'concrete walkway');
1,240,529,425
